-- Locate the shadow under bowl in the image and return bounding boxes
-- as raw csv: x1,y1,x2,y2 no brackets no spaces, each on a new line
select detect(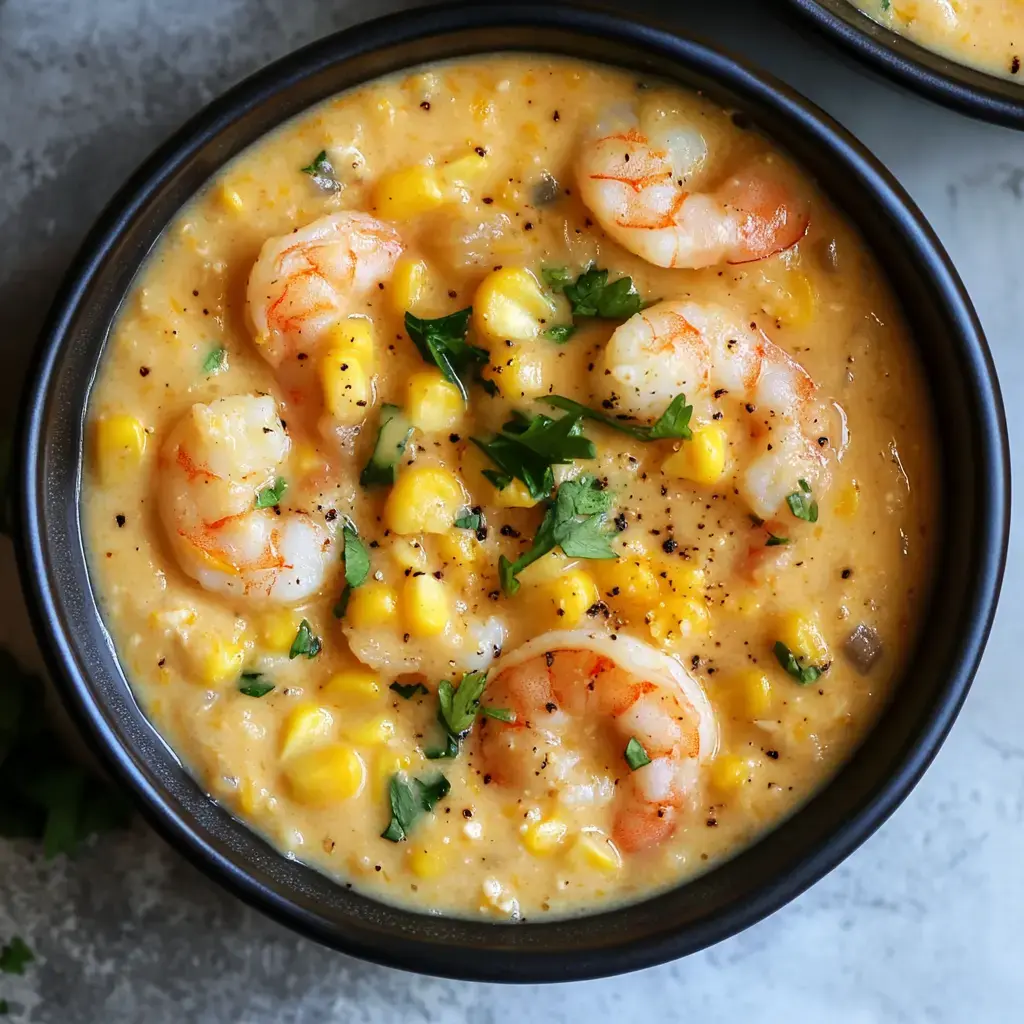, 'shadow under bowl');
15,1,1009,983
